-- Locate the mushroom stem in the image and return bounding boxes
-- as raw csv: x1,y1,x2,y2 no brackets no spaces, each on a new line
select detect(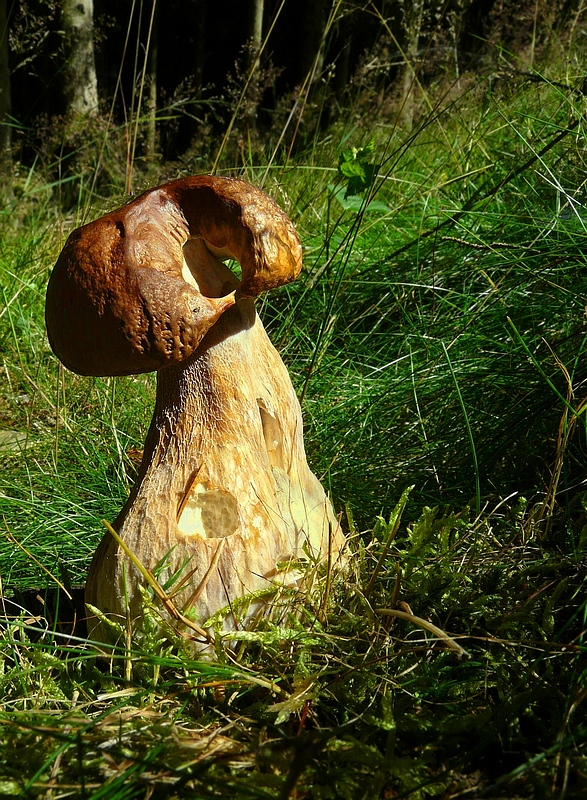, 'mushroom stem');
86,297,343,641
